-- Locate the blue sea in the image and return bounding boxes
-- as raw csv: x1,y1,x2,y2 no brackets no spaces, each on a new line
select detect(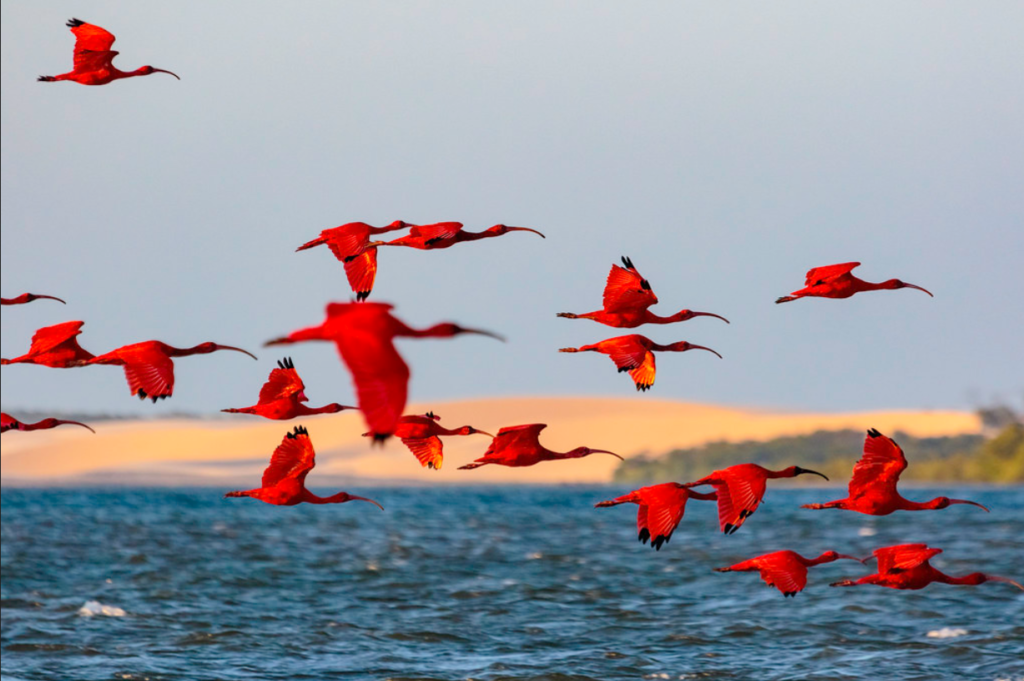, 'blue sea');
2,487,1022,681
